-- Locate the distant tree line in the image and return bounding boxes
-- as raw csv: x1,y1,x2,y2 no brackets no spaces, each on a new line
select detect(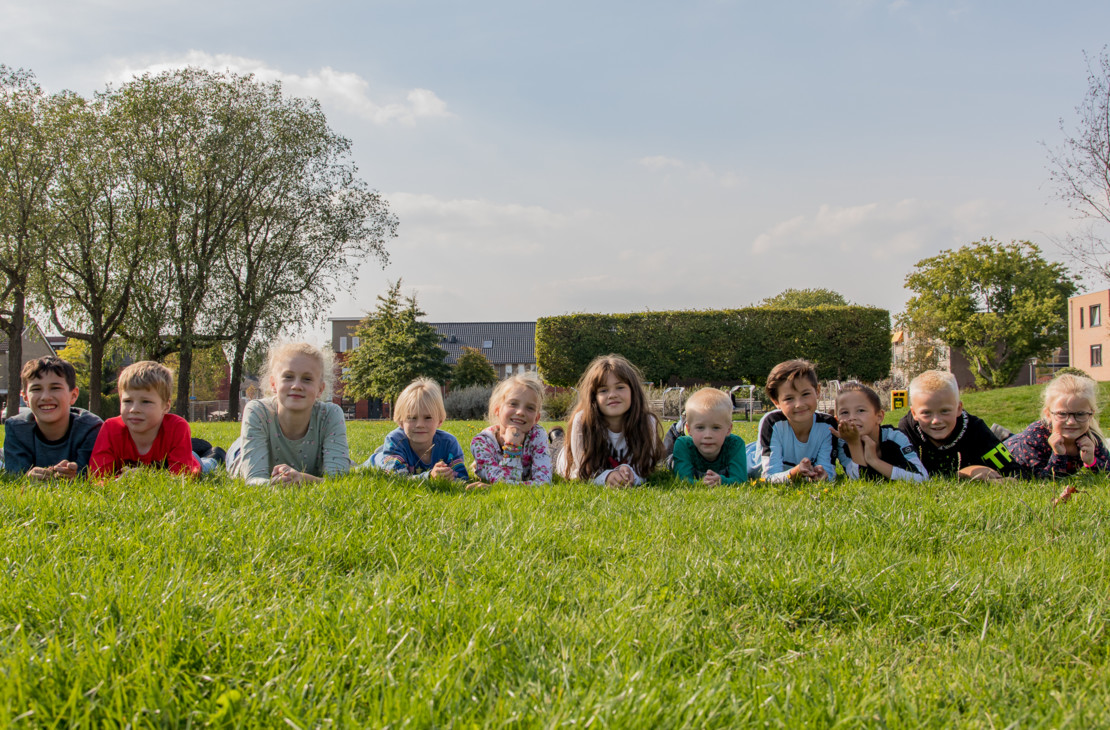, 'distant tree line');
0,65,396,419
